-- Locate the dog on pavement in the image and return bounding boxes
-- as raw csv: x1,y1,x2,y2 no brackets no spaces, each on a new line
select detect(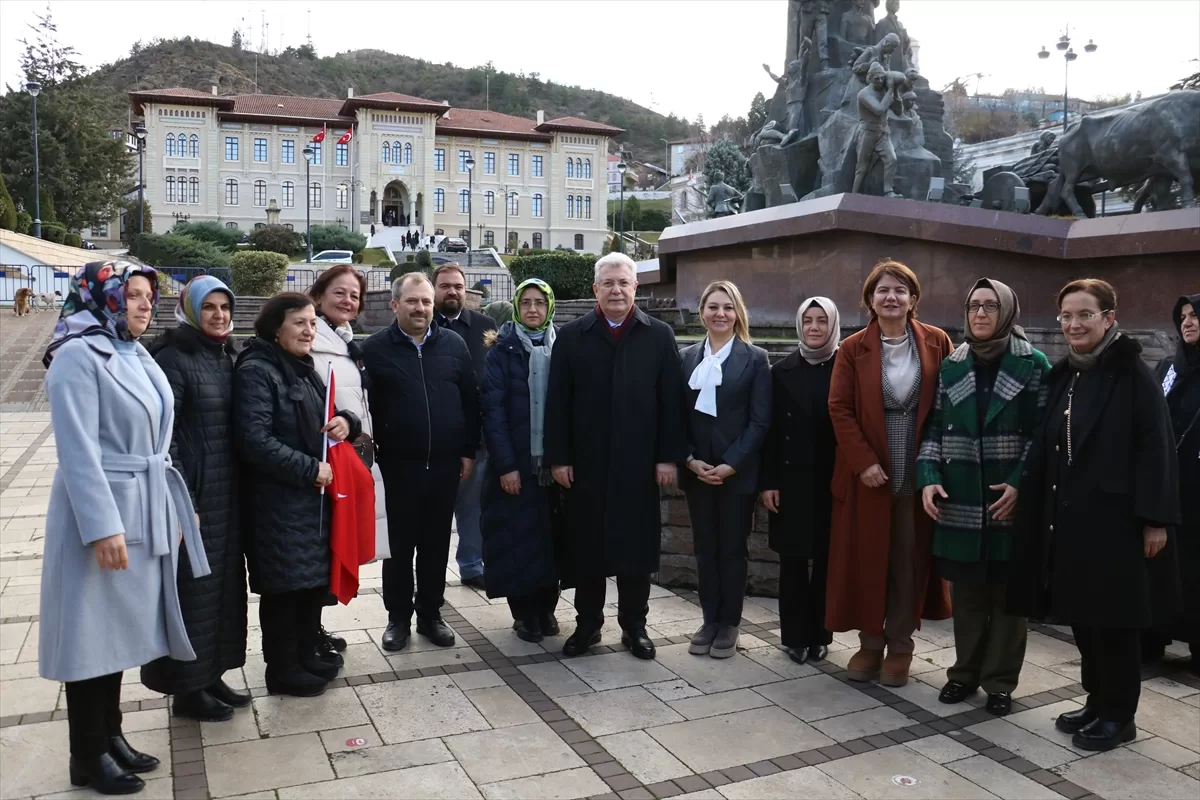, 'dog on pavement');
36,290,62,312
13,287,33,316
